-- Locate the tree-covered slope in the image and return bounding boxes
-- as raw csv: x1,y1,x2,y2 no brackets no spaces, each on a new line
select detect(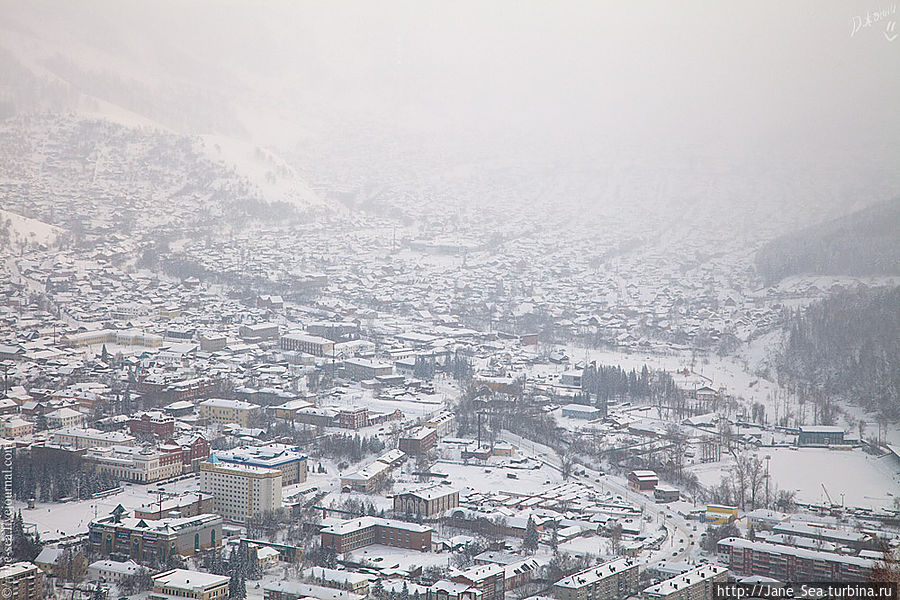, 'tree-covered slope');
777,286,900,420
756,198,900,285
